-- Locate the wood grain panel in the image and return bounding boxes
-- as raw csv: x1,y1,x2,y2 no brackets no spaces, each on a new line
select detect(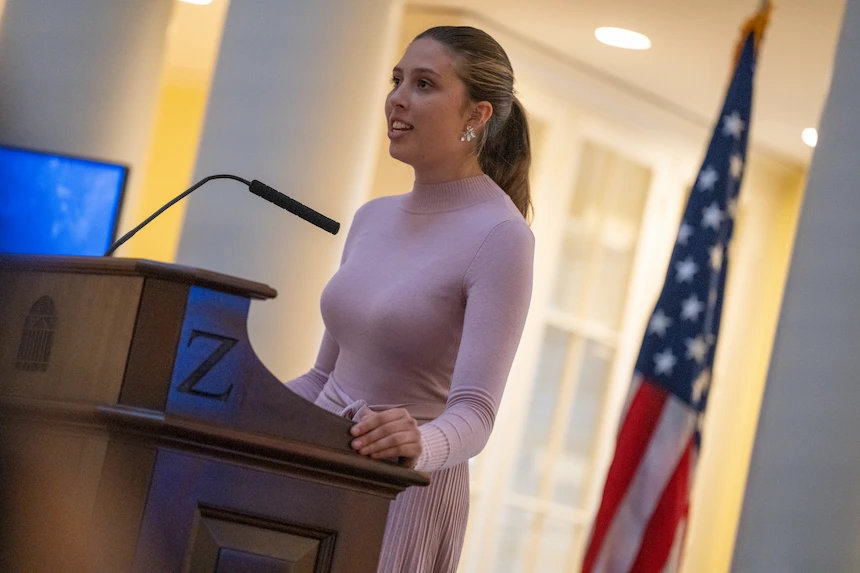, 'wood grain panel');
0,271,143,402
187,506,332,572
87,440,159,573
134,449,387,572
0,425,110,572
120,278,189,410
